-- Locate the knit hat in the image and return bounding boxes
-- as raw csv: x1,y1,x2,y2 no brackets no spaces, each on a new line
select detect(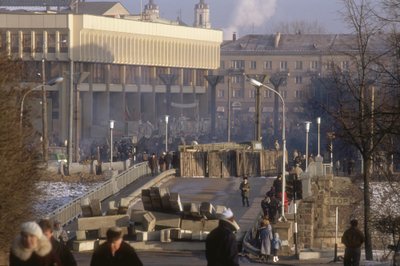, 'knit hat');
219,208,240,232
221,208,234,220
21,222,43,239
